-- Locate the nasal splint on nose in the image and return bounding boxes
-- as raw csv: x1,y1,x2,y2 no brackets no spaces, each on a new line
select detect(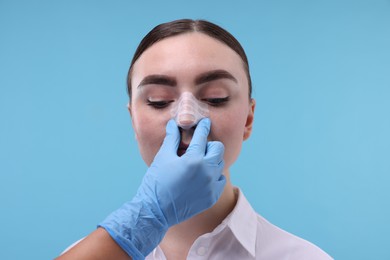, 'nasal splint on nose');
171,92,209,130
